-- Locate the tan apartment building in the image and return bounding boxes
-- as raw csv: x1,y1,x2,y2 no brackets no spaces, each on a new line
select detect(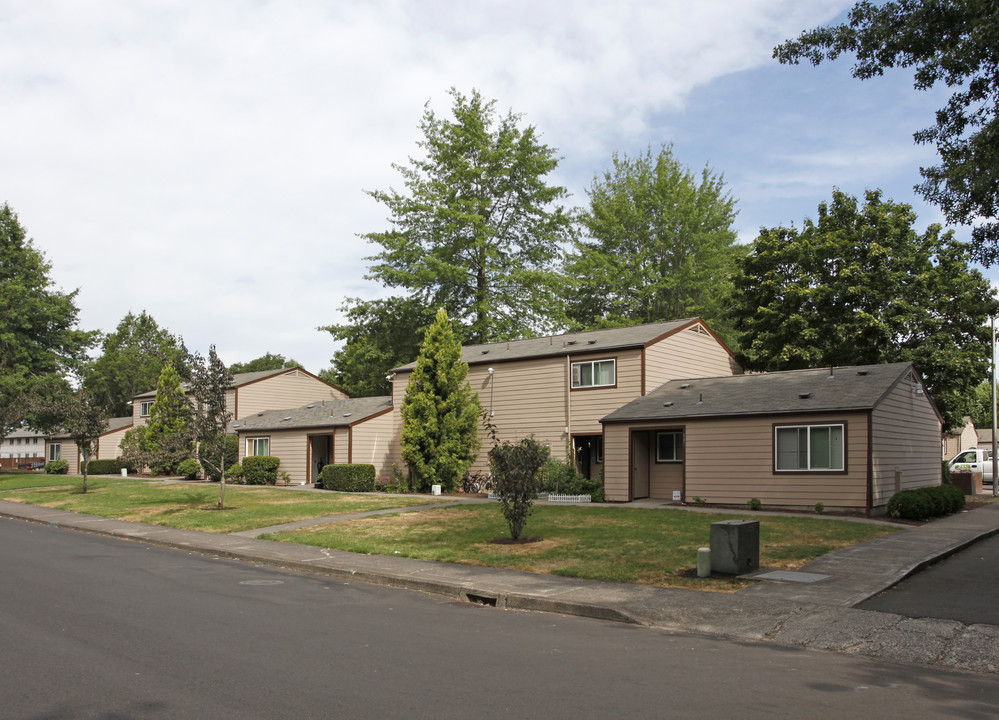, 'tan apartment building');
600,362,943,514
